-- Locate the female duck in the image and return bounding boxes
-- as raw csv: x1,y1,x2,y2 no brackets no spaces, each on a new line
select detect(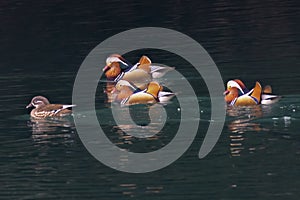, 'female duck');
26,96,75,118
